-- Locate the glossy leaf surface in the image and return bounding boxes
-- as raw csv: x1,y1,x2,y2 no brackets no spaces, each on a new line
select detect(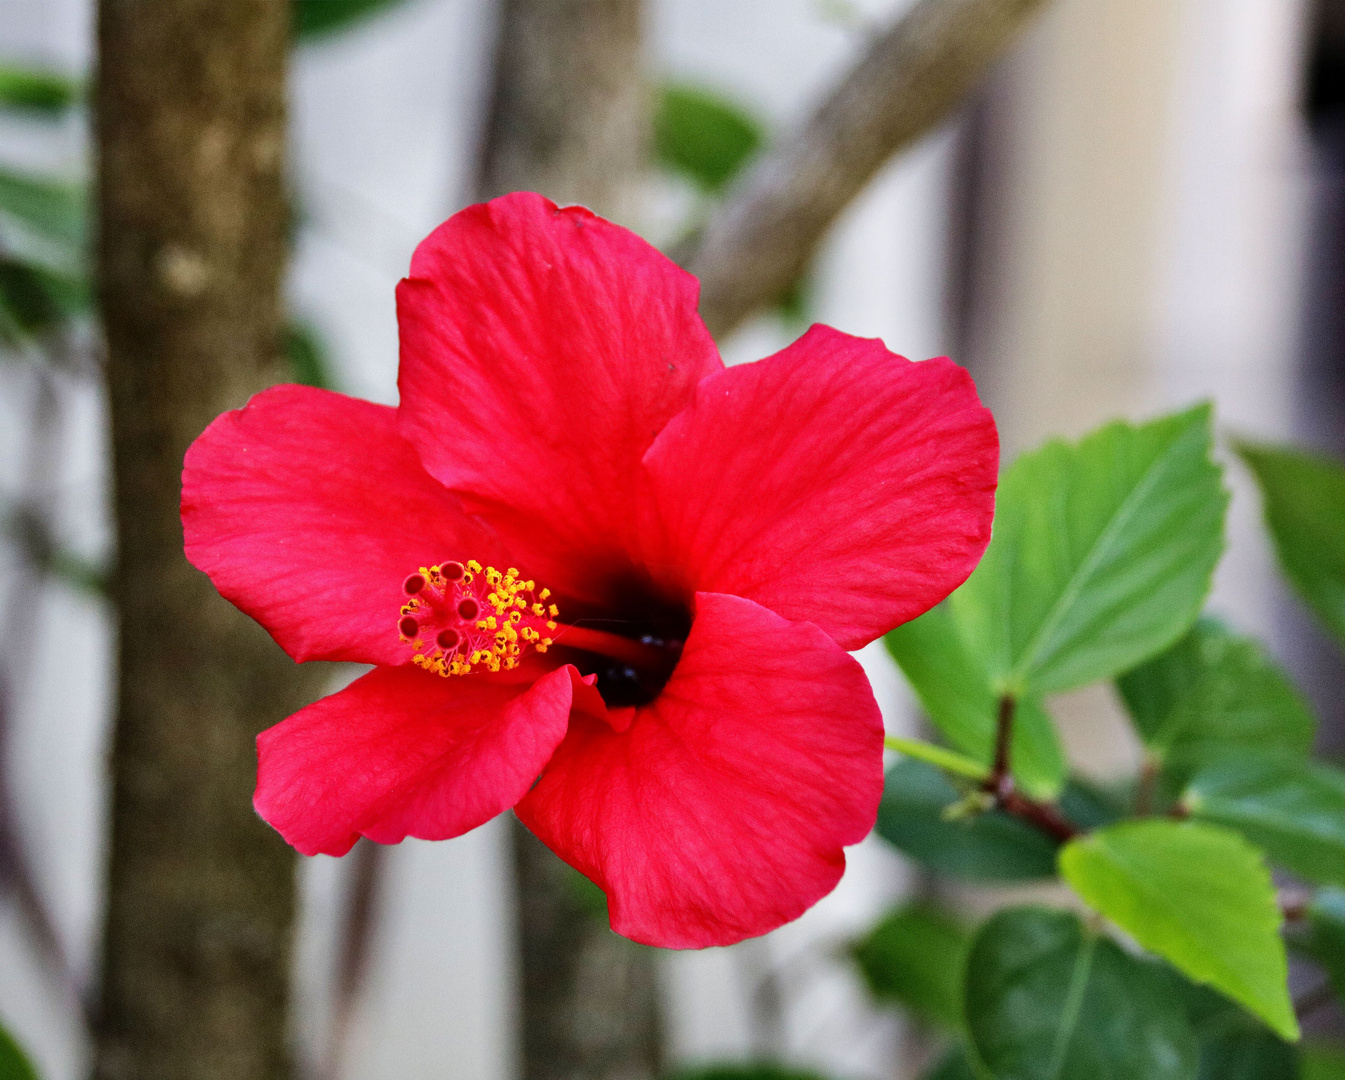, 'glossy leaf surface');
1059,820,1295,1040
1185,757,1345,890
1117,618,1314,782
965,906,1198,1080
952,406,1226,696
